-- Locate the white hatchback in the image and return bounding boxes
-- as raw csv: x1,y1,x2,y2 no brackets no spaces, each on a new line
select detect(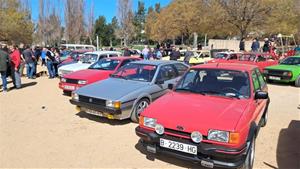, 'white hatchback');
58,51,121,77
